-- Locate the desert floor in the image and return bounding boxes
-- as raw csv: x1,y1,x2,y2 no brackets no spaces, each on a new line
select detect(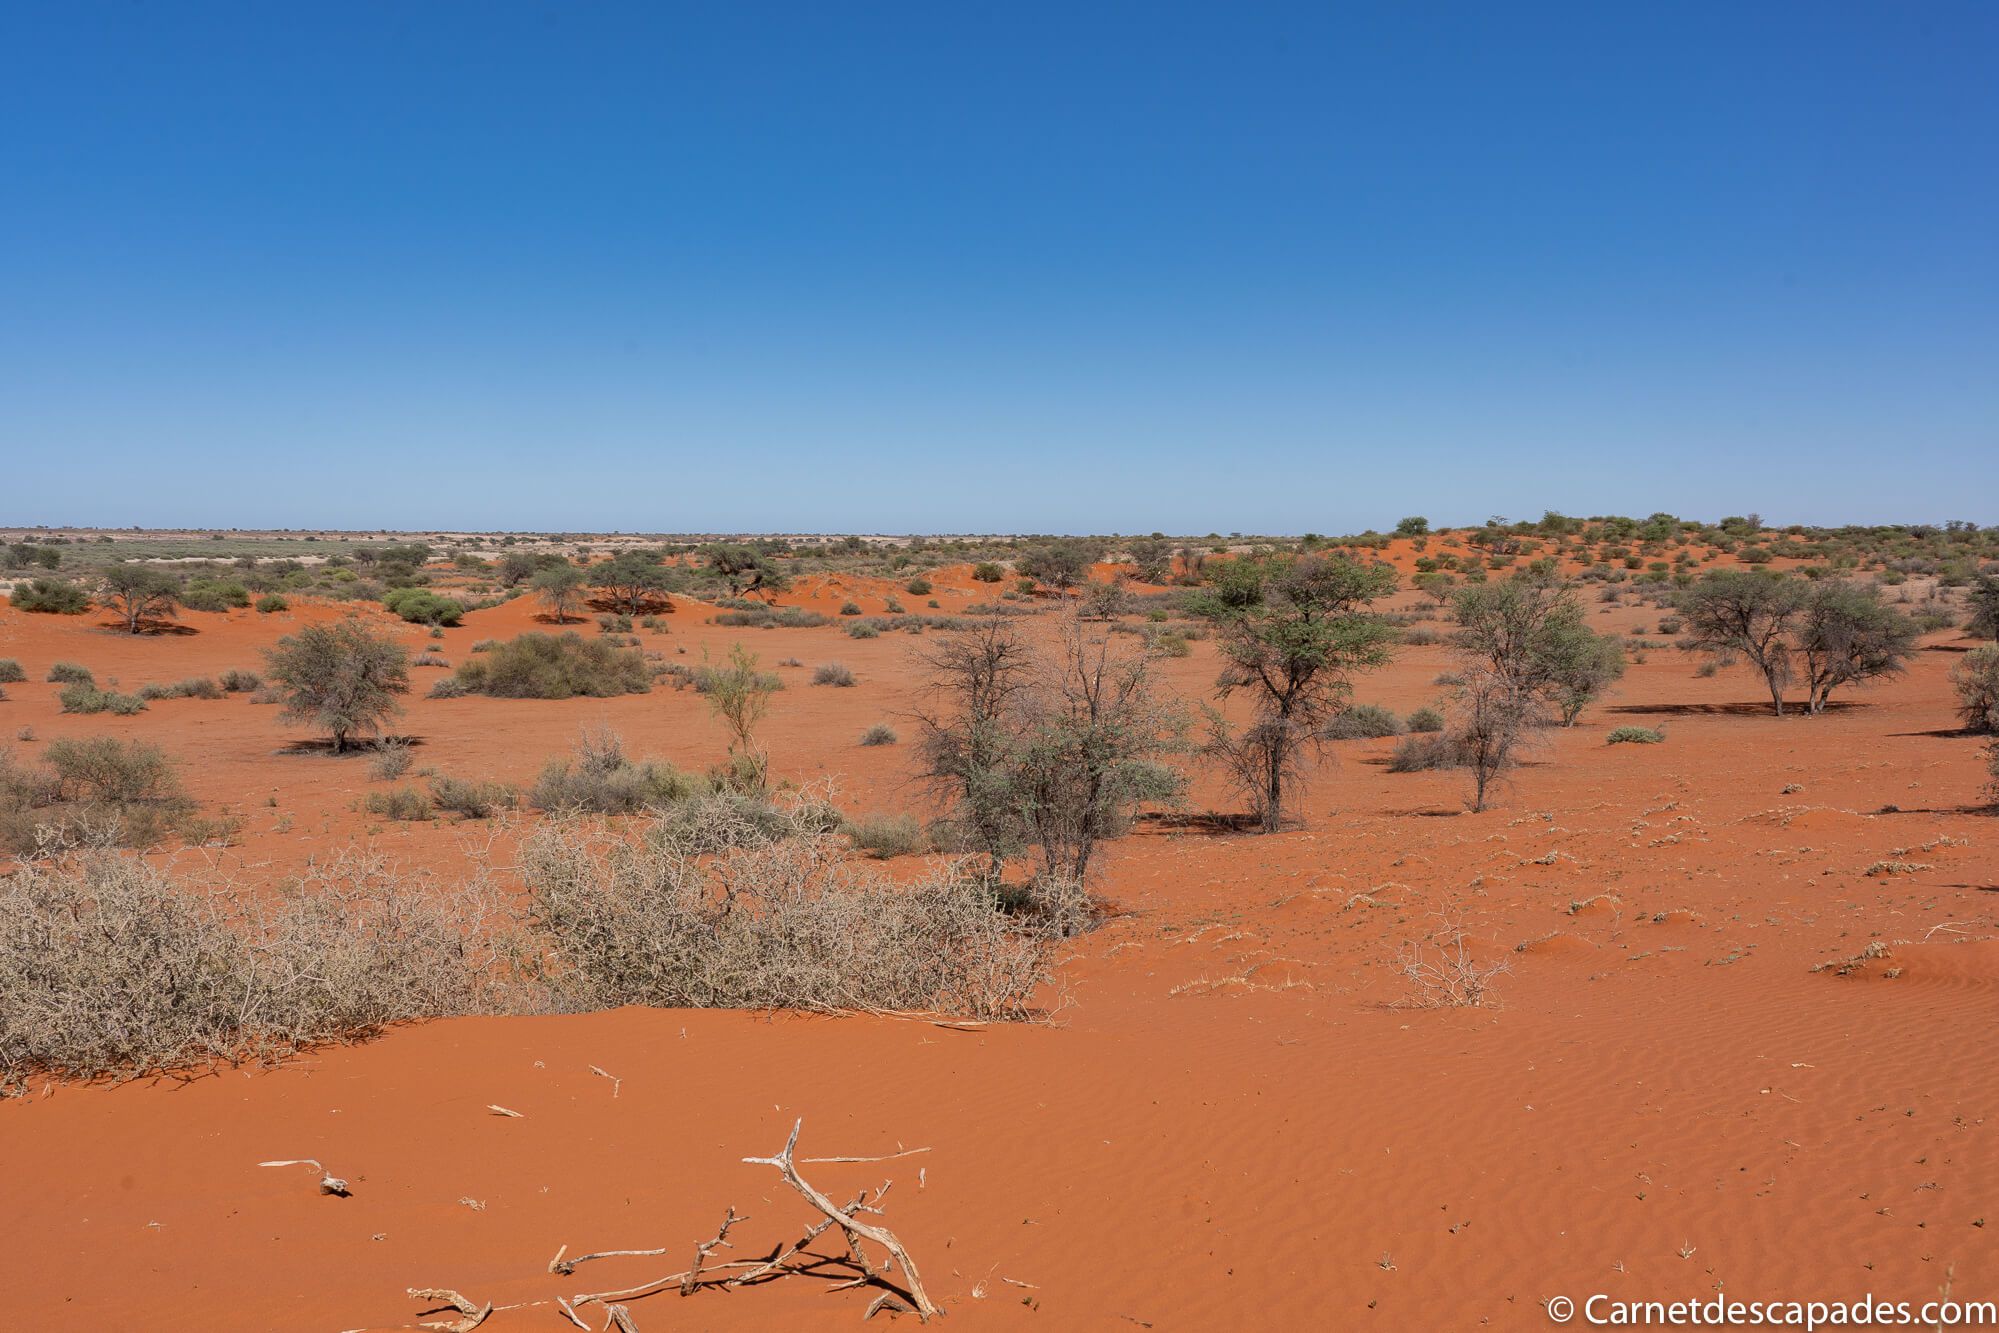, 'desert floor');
1,565,1993,1331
